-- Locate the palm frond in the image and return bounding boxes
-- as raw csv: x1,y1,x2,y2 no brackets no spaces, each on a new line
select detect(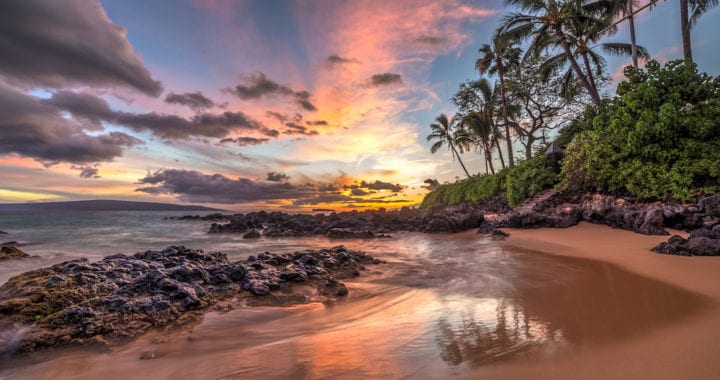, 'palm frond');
600,42,634,57
690,0,719,27
430,140,444,154
538,52,568,82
